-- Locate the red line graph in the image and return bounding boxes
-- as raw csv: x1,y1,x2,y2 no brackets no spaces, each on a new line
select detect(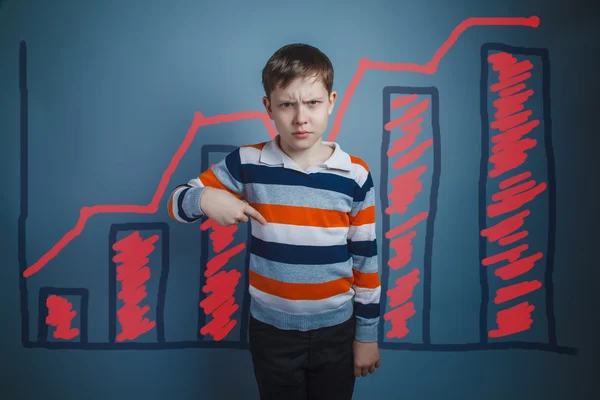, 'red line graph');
23,16,540,278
